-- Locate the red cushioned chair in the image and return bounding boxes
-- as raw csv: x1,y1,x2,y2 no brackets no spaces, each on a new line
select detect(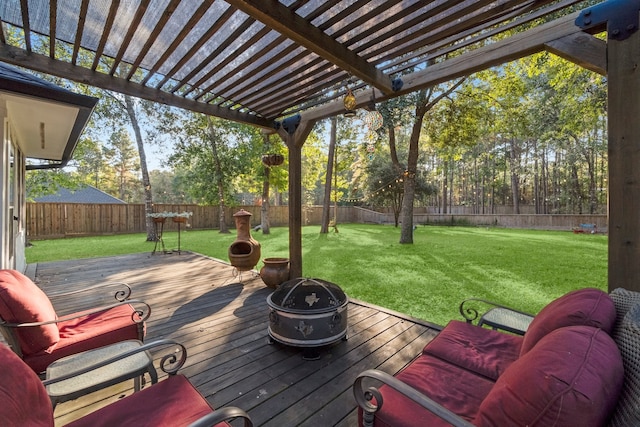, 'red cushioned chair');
0,269,150,374
0,340,252,427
